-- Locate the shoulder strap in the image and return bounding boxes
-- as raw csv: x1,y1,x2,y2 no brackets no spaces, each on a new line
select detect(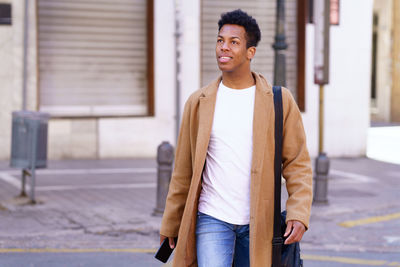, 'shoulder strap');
272,86,283,267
